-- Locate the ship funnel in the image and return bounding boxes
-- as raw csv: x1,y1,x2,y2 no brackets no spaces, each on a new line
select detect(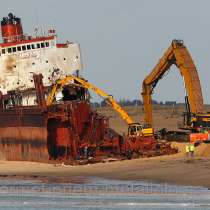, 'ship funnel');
1,13,24,43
